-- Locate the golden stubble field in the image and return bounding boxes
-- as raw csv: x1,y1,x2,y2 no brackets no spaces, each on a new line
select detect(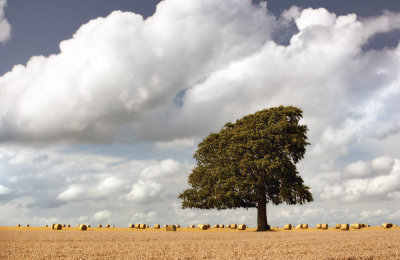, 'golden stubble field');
1,226,399,259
